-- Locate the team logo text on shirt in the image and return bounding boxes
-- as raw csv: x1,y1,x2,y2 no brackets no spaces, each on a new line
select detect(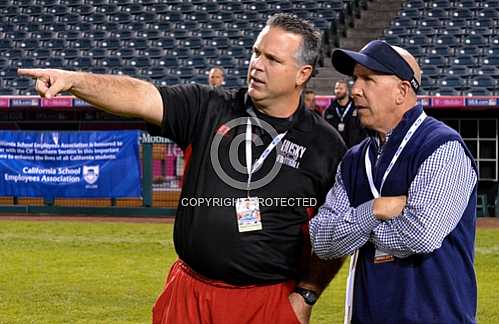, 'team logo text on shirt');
277,139,306,169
